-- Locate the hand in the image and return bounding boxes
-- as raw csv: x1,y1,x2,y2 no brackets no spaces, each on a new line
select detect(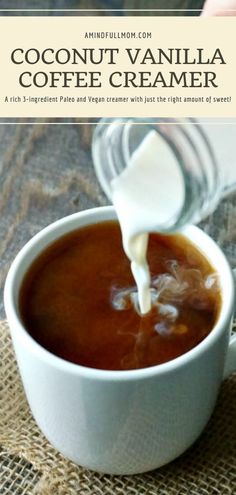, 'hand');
202,0,236,16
